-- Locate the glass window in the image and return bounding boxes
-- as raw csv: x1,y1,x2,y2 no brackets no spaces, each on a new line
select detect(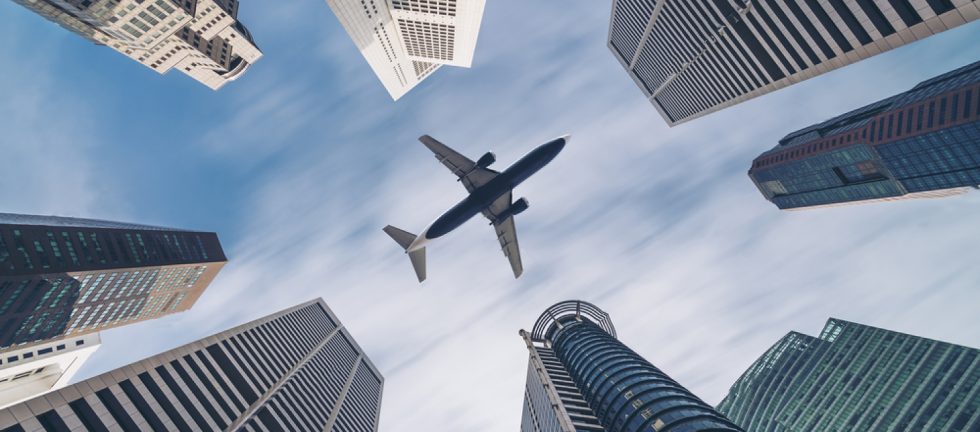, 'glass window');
964,89,973,118
927,101,936,129
951,94,959,121
938,97,947,126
